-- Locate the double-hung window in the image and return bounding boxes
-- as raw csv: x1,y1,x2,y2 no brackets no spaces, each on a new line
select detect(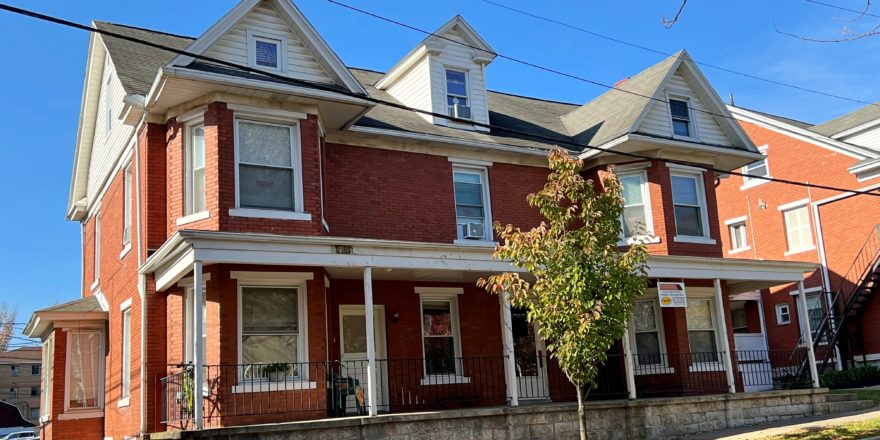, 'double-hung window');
668,97,694,138
31,364,39,375
727,219,748,252
783,204,813,253
235,119,301,214
185,123,206,215
632,301,664,366
8,388,15,398
120,306,132,402
776,303,791,325
240,286,301,380
671,171,710,241
10,365,17,377
619,171,653,239
66,331,103,410
686,298,719,363
742,147,769,187
41,336,53,418
31,386,39,397
453,167,491,241
123,165,132,244
420,298,461,376
446,69,470,119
